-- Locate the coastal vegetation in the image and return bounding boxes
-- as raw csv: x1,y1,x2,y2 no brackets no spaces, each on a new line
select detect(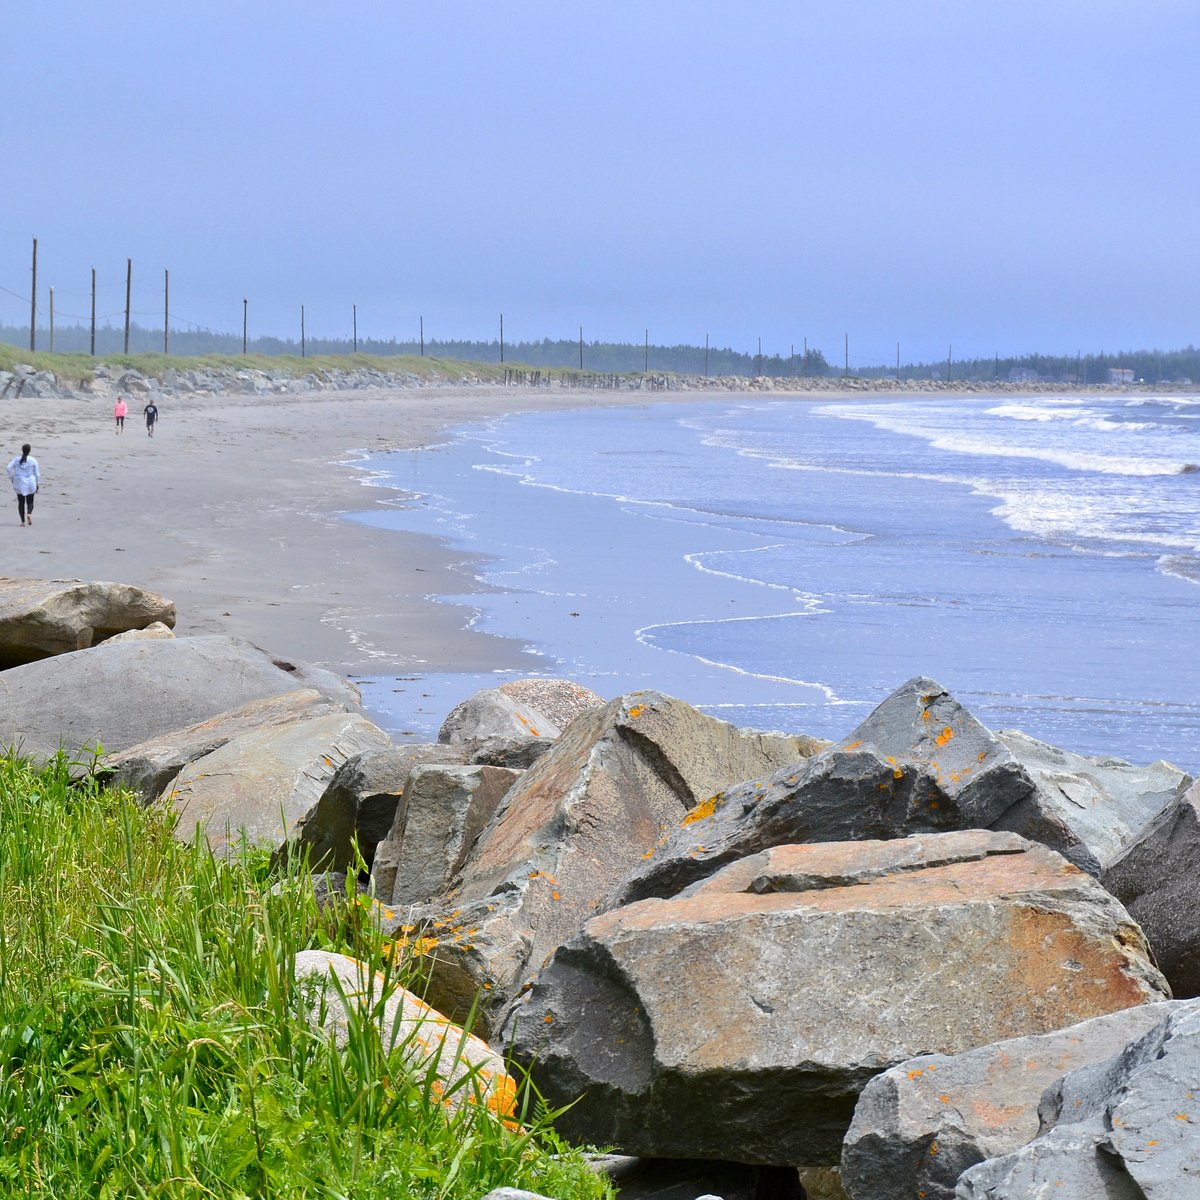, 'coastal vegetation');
0,751,610,1199
6,324,1200,385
